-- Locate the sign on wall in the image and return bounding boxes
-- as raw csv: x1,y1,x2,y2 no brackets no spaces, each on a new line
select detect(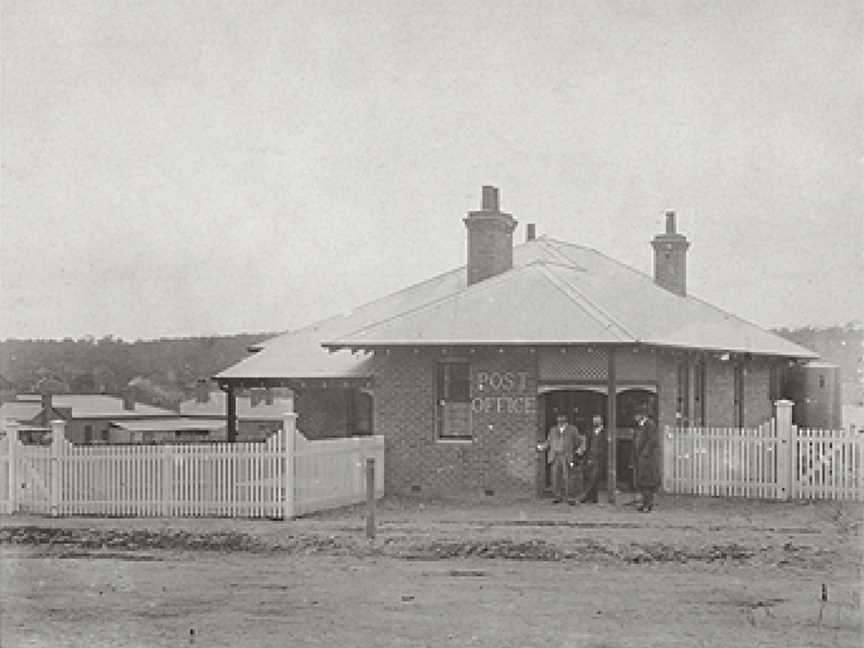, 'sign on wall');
471,371,537,415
